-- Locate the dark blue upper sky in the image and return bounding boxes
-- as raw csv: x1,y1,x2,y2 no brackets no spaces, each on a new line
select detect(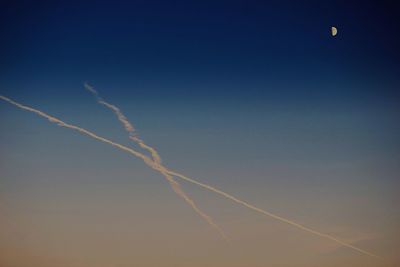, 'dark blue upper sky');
1,0,399,105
